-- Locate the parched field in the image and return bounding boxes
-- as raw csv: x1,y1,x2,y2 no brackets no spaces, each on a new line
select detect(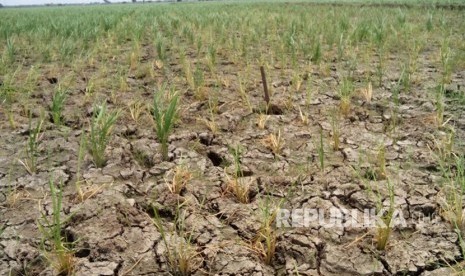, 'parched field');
1,1,465,275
